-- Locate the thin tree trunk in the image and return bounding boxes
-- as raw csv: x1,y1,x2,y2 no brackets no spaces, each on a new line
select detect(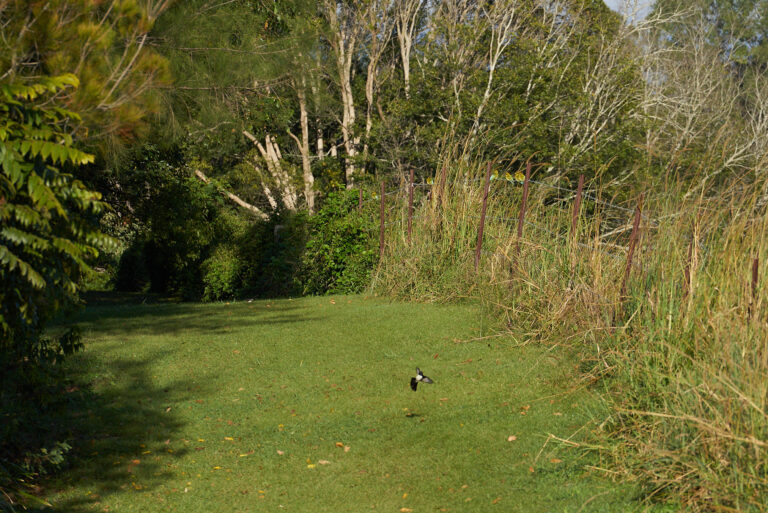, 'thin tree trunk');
288,75,315,213
395,0,422,99
324,1,359,188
